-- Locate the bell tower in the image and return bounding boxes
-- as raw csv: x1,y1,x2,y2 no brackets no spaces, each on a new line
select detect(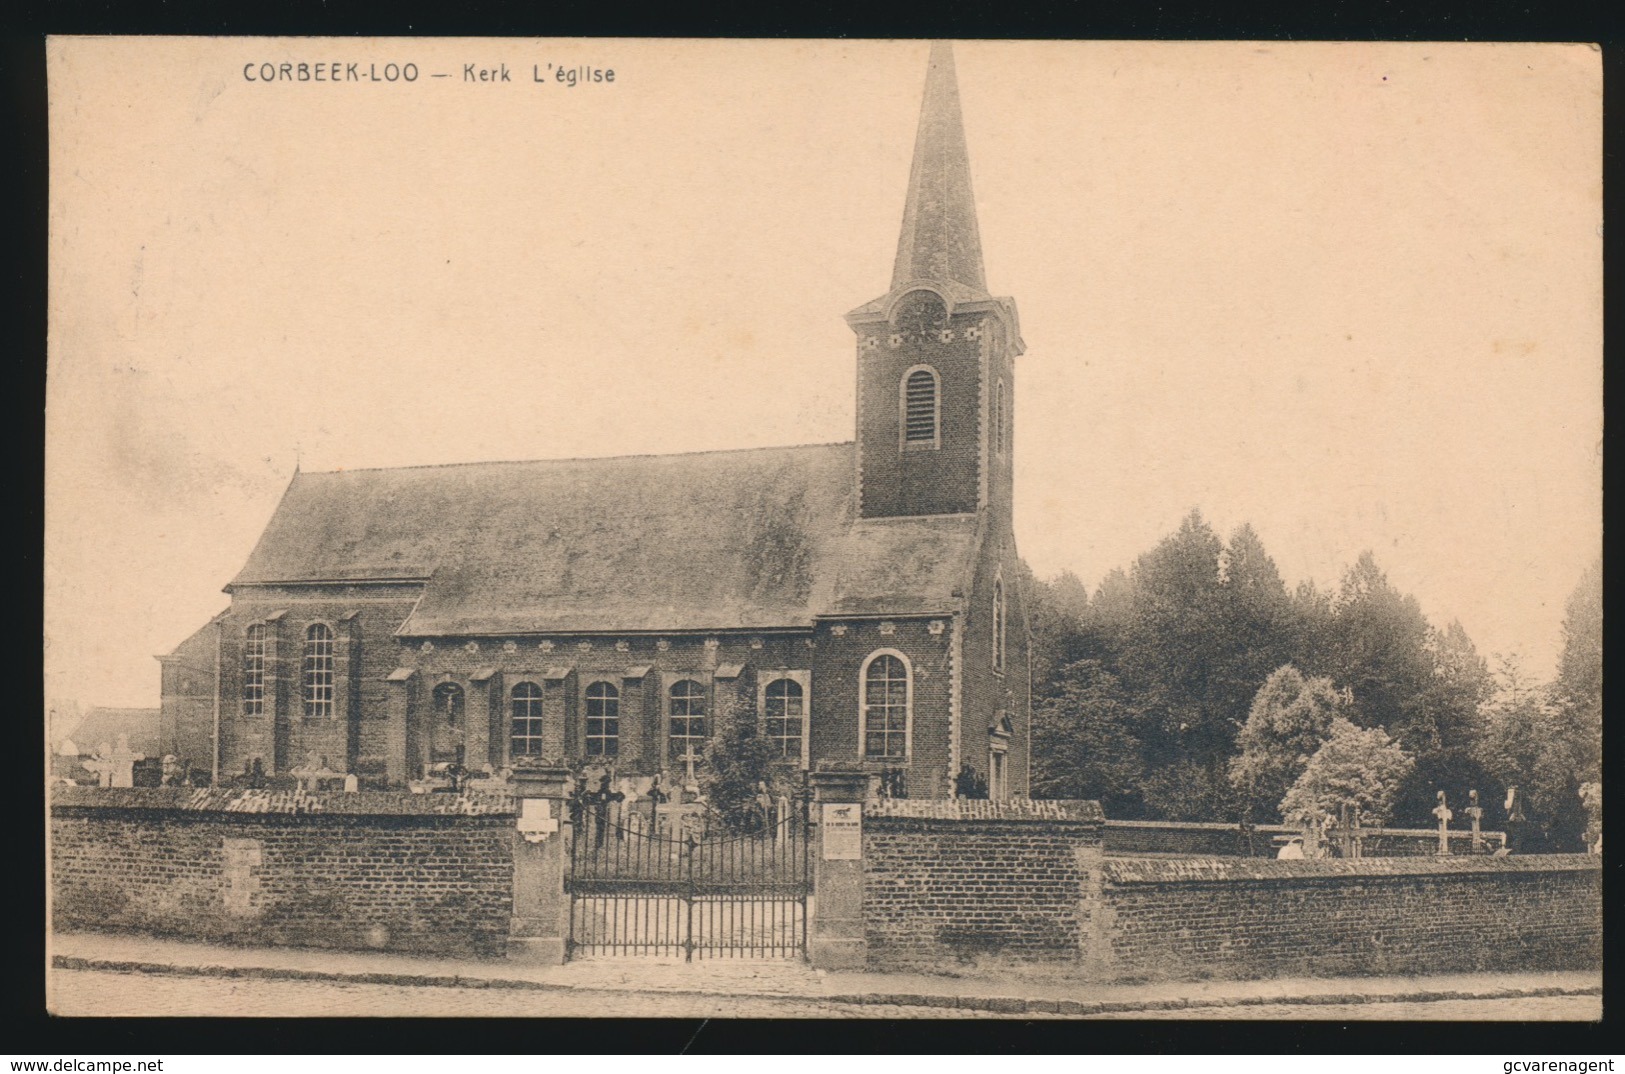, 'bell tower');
847,42,1023,522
